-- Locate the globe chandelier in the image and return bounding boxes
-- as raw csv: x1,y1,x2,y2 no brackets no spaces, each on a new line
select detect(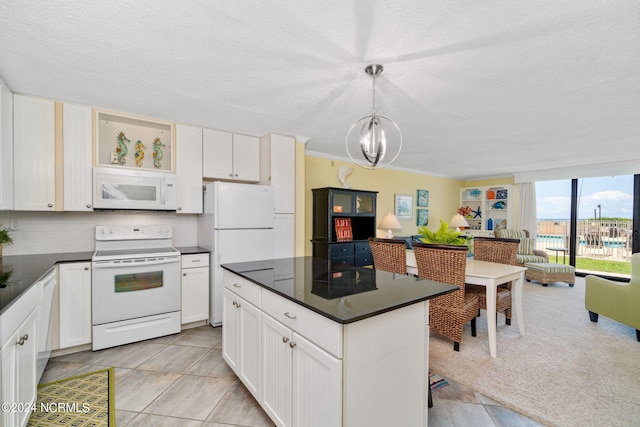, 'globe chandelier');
346,64,402,169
